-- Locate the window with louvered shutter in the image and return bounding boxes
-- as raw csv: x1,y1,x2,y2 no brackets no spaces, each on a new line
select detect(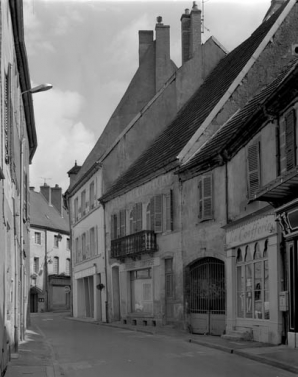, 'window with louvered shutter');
120,210,126,237
136,203,142,232
150,197,155,230
82,233,86,260
146,203,151,230
285,109,296,171
165,190,173,231
247,142,261,199
111,214,118,240
130,207,136,234
198,175,213,220
154,194,163,232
